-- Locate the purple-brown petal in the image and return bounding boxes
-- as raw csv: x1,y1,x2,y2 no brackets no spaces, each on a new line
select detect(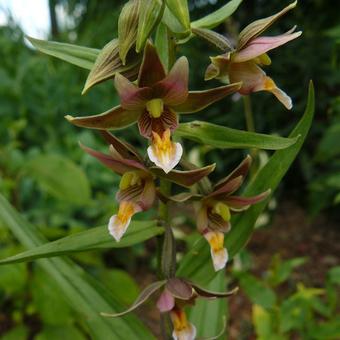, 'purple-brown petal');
116,184,144,203
138,41,166,87
173,83,242,114
100,131,143,162
65,105,141,130
166,278,193,300
207,211,231,233
137,179,156,211
153,56,189,106
224,190,271,210
114,73,152,110
209,176,244,198
80,143,145,175
151,163,216,188
214,155,252,191
191,283,239,298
